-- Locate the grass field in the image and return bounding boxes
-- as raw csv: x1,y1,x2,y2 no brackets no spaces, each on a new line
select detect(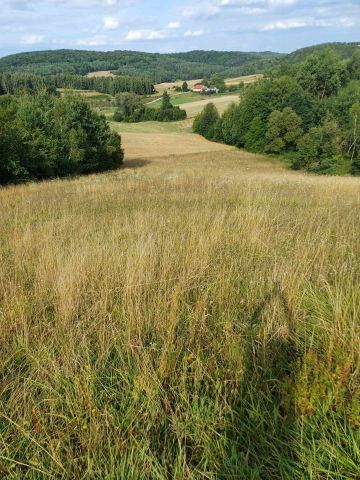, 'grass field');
146,92,240,116
225,74,263,86
154,74,262,94
0,124,359,479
